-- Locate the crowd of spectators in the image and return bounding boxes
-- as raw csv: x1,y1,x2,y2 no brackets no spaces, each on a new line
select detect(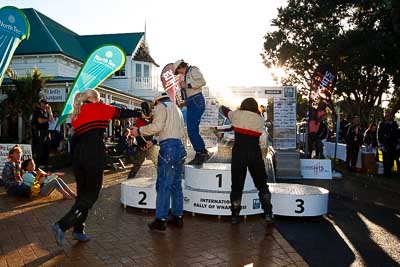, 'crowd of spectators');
341,111,399,177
